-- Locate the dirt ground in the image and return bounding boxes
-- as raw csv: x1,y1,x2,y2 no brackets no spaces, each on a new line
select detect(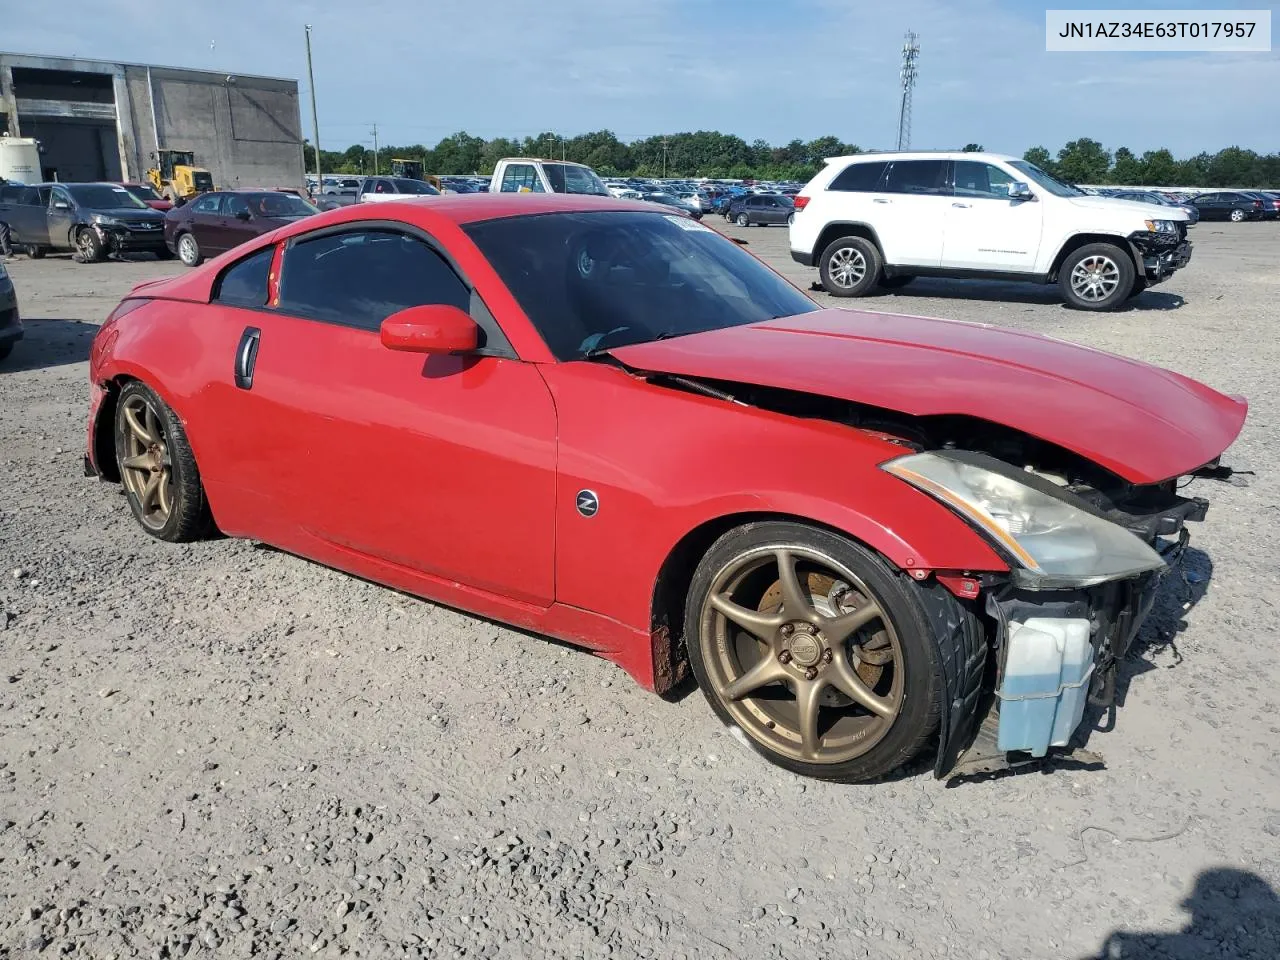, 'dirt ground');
2,219,1279,960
